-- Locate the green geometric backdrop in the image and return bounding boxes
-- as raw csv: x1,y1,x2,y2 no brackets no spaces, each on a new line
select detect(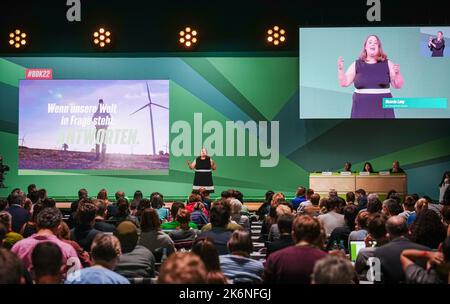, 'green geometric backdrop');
0,56,449,200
